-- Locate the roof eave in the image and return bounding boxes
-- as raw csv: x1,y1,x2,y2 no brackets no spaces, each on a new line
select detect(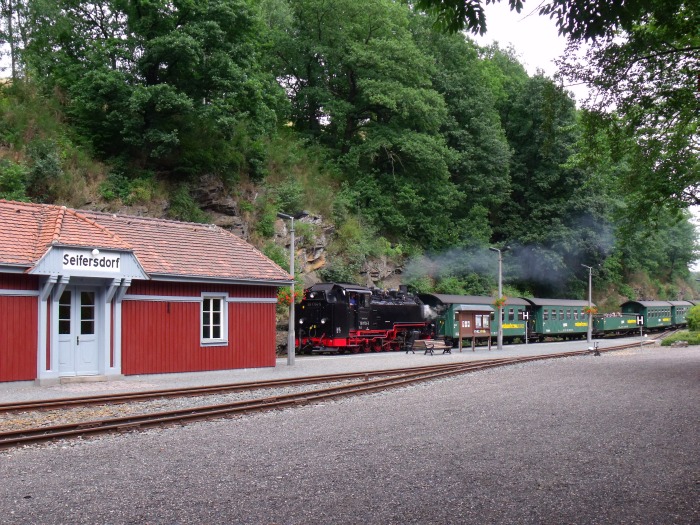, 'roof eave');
149,273,293,287
0,263,31,273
